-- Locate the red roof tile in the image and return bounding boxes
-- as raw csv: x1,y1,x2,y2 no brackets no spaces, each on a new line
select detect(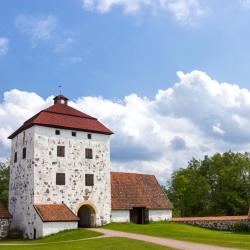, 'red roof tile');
8,102,113,139
34,204,79,222
0,201,12,219
111,172,173,210
172,215,249,222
